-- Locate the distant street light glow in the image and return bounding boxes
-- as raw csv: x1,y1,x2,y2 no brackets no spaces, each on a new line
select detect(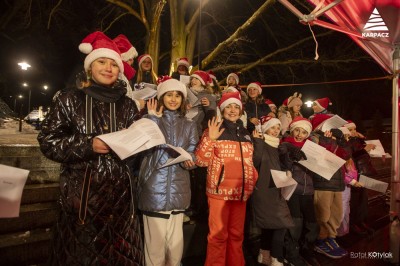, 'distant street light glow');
305,100,313,107
23,82,28,87
18,62,31,70
43,85,48,90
